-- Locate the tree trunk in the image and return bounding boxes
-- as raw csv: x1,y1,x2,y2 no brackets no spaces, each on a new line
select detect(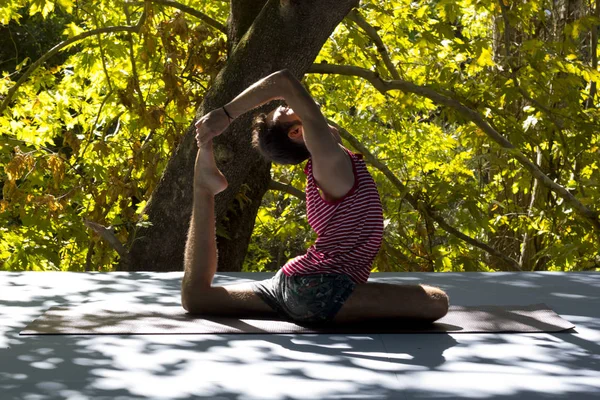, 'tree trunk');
519,148,543,270
488,0,527,269
226,0,268,53
124,0,359,271
216,150,271,271
216,0,270,273
488,0,594,270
